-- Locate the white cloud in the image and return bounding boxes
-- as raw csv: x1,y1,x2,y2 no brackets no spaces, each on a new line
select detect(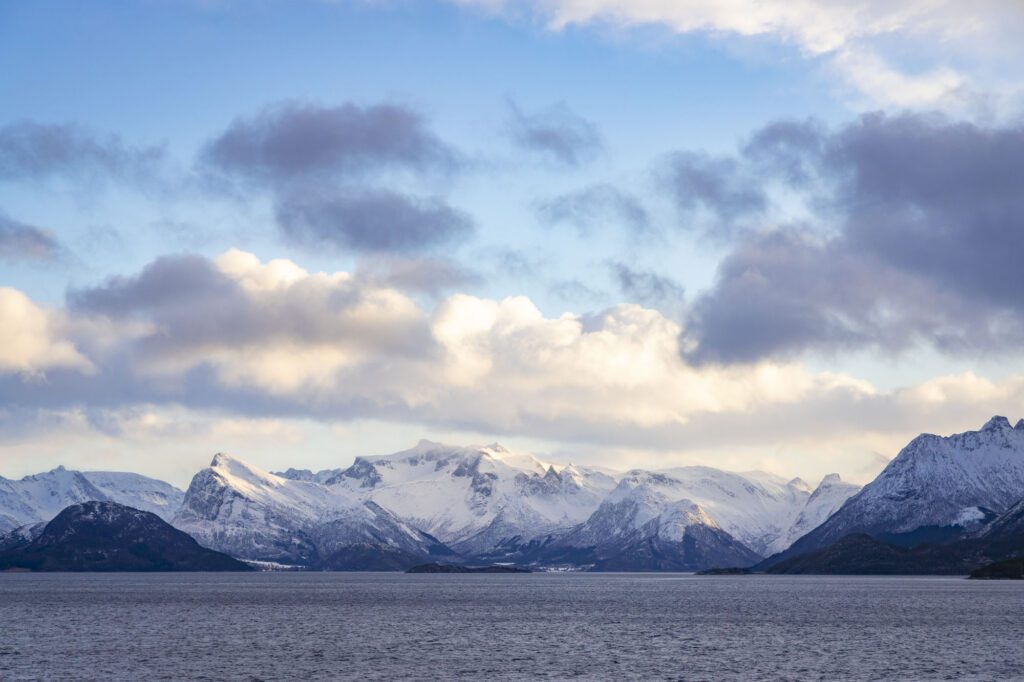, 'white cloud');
0,288,93,376
451,0,1023,109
